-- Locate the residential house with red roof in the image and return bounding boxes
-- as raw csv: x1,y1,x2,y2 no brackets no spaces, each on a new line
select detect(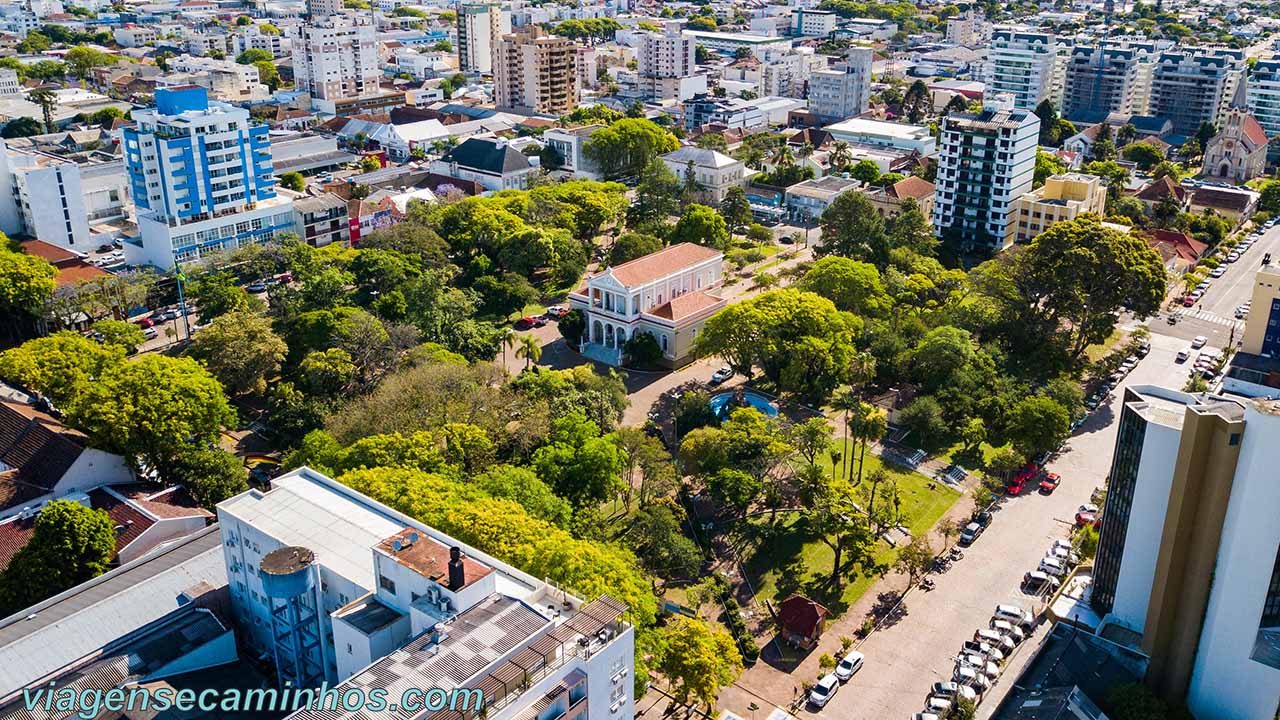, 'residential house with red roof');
1142,228,1207,274
1133,176,1189,215
863,175,936,218
0,399,133,520
568,243,725,368
0,484,211,575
